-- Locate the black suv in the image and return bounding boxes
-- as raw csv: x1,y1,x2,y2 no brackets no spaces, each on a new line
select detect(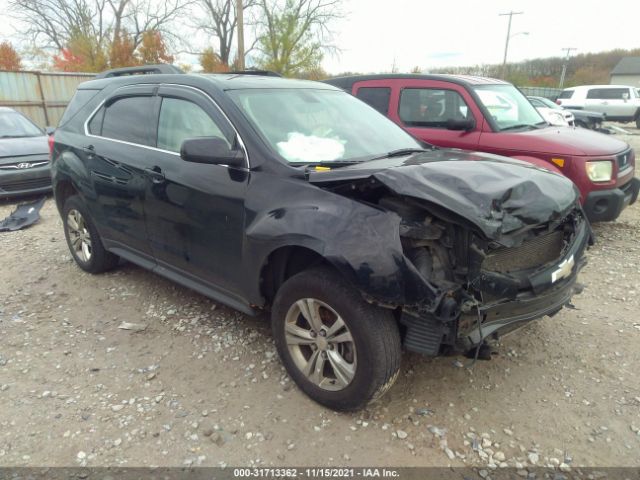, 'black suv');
52,65,591,411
